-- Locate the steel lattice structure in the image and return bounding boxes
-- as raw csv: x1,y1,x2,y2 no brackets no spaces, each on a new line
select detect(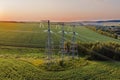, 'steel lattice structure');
70,25,78,59
45,20,53,60
59,23,67,60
